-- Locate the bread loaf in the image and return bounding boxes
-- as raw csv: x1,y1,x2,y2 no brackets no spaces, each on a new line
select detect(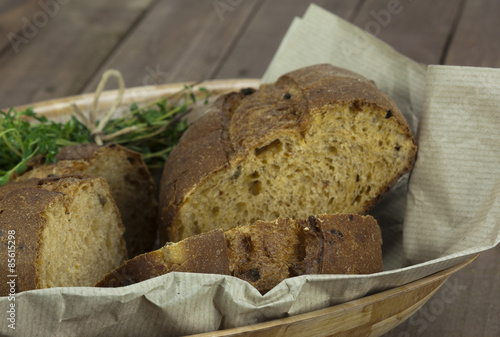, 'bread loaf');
96,229,230,287
14,143,157,257
0,175,127,295
97,214,382,294
159,64,417,242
